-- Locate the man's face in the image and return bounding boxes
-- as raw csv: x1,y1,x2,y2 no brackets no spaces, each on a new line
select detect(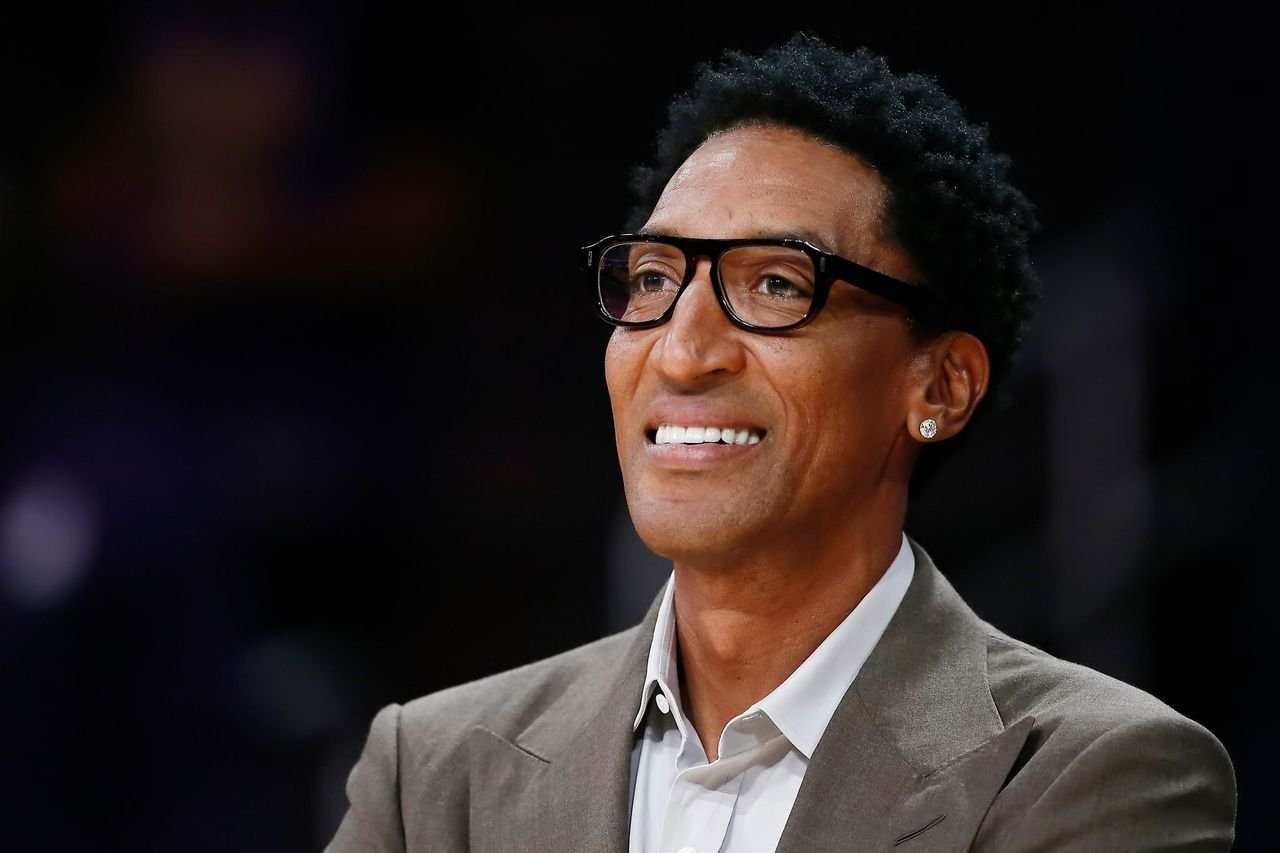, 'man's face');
605,124,927,567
